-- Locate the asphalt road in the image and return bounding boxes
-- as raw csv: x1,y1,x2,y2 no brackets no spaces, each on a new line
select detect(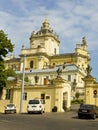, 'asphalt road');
0,110,98,130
